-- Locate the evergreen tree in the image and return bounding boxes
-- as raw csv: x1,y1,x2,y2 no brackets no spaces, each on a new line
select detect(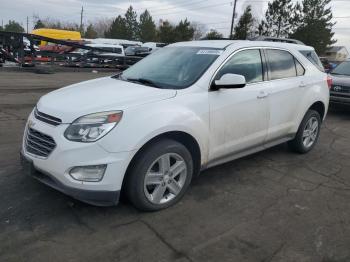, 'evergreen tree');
124,5,139,40
205,29,223,40
291,0,336,54
233,5,255,40
4,20,25,33
174,19,194,41
139,9,156,42
289,2,303,34
34,19,45,29
84,24,98,39
157,21,175,43
263,0,295,37
105,15,127,39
